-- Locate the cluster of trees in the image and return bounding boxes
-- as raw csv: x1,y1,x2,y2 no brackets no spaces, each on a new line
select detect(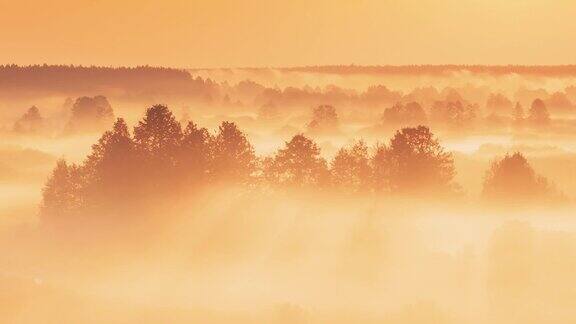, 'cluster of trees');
41,105,458,226
65,95,115,133
483,152,560,204
41,104,563,226
12,106,43,134
381,98,553,130
307,105,340,134
11,95,116,135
